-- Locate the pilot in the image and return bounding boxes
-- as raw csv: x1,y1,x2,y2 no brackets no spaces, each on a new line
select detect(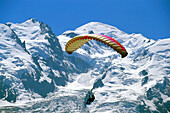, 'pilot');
86,93,95,104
